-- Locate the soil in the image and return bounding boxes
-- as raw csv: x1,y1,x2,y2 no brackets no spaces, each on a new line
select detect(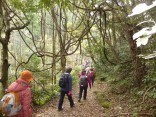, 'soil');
34,81,105,117
33,81,155,117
